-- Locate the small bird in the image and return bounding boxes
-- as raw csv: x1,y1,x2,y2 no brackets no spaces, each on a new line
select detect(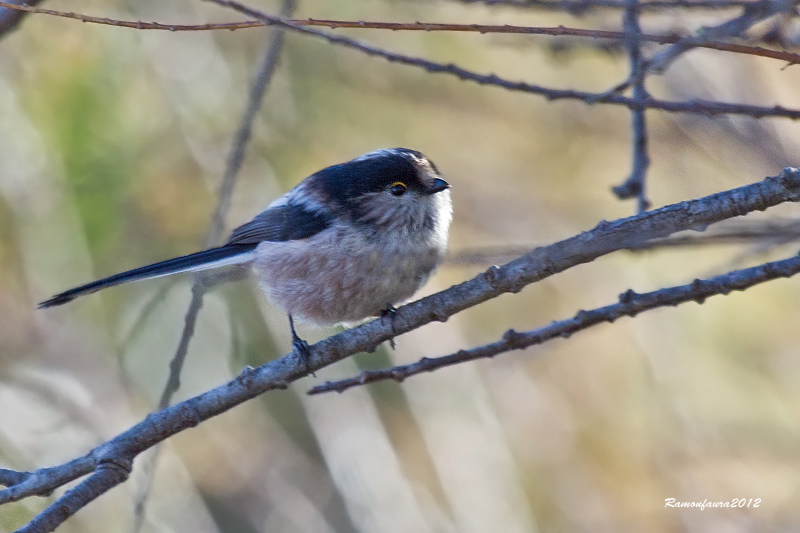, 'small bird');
39,148,453,359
